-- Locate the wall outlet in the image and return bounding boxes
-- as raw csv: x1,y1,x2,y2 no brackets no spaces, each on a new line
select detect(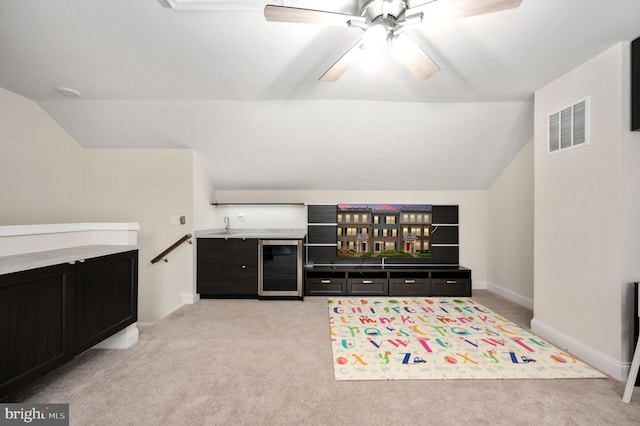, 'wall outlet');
238,212,245,221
